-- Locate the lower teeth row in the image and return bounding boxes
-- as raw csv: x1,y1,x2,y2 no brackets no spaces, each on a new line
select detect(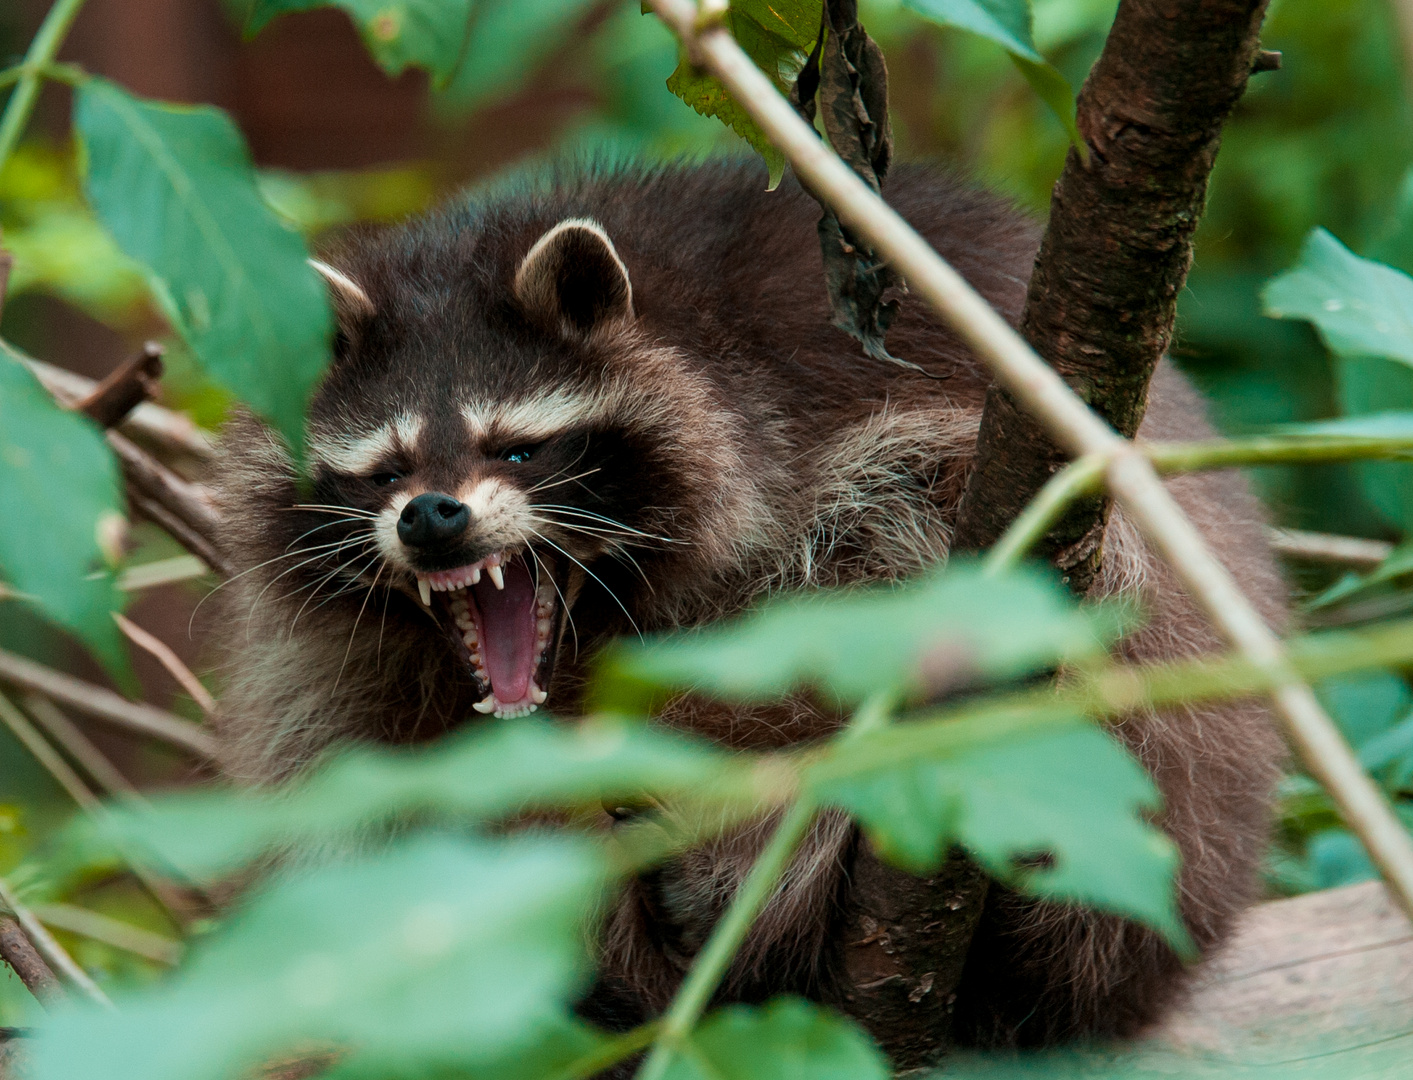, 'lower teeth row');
451,582,559,718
